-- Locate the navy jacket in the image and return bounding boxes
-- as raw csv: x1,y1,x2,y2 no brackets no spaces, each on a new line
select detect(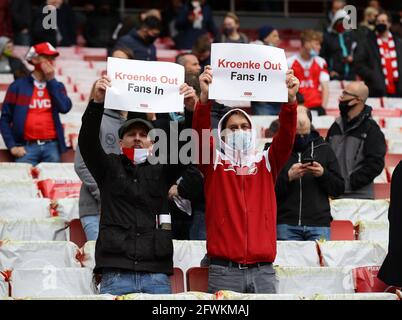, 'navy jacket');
0,75,72,152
